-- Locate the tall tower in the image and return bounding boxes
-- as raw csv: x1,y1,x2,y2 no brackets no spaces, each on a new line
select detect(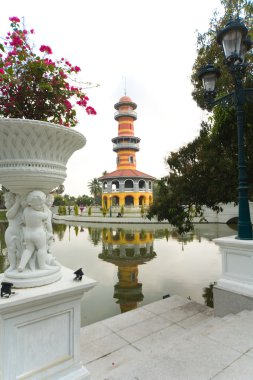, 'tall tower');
99,95,155,210
112,97,140,171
